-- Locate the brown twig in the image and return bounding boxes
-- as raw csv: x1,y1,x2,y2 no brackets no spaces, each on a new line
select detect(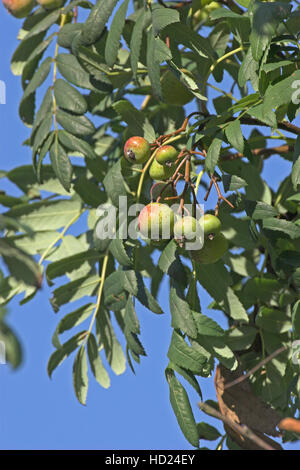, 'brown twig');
73,6,78,23
198,402,276,451
212,176,234,216
222,144,294,161
239,116,300,136
224,345,288,391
